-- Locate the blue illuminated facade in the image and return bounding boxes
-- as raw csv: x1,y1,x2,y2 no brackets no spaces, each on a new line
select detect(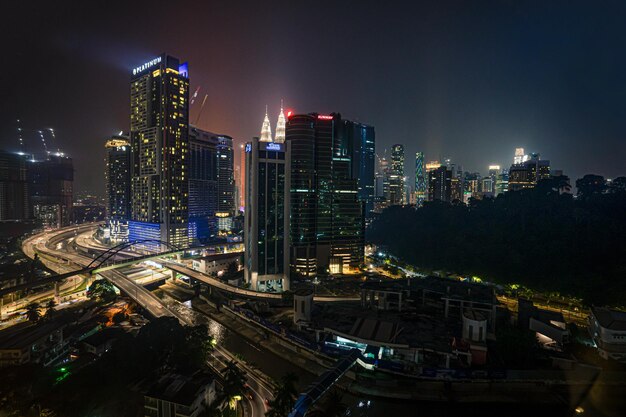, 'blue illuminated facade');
415,151,426,206
345,121,375,218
